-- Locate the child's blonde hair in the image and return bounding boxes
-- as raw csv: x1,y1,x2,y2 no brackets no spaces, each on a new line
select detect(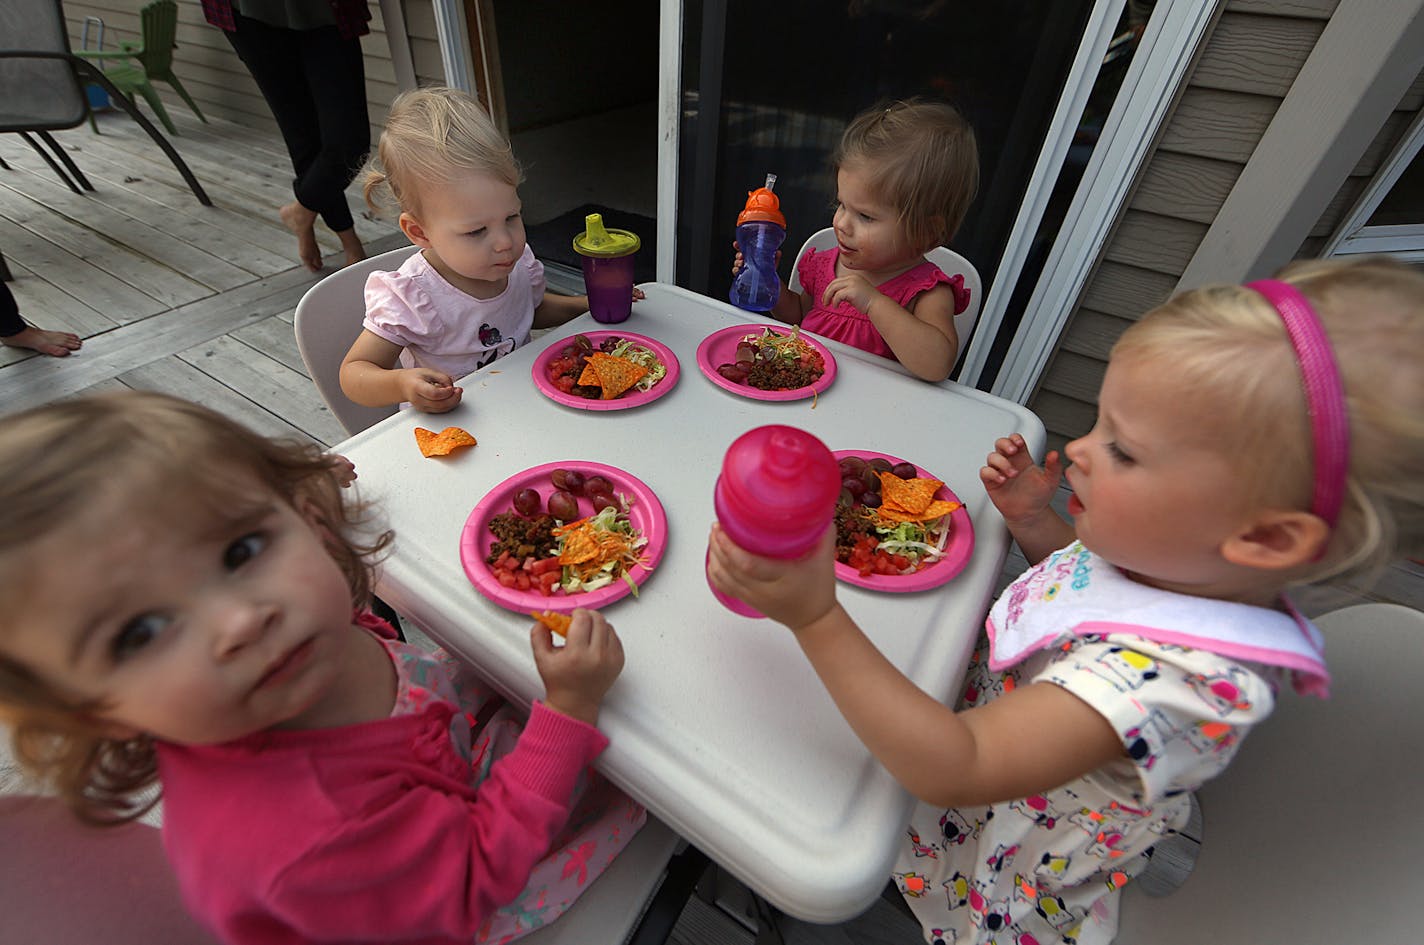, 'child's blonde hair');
363,85,522,220
0,392,393,823
1112,256,1424,587
833,98,979,254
